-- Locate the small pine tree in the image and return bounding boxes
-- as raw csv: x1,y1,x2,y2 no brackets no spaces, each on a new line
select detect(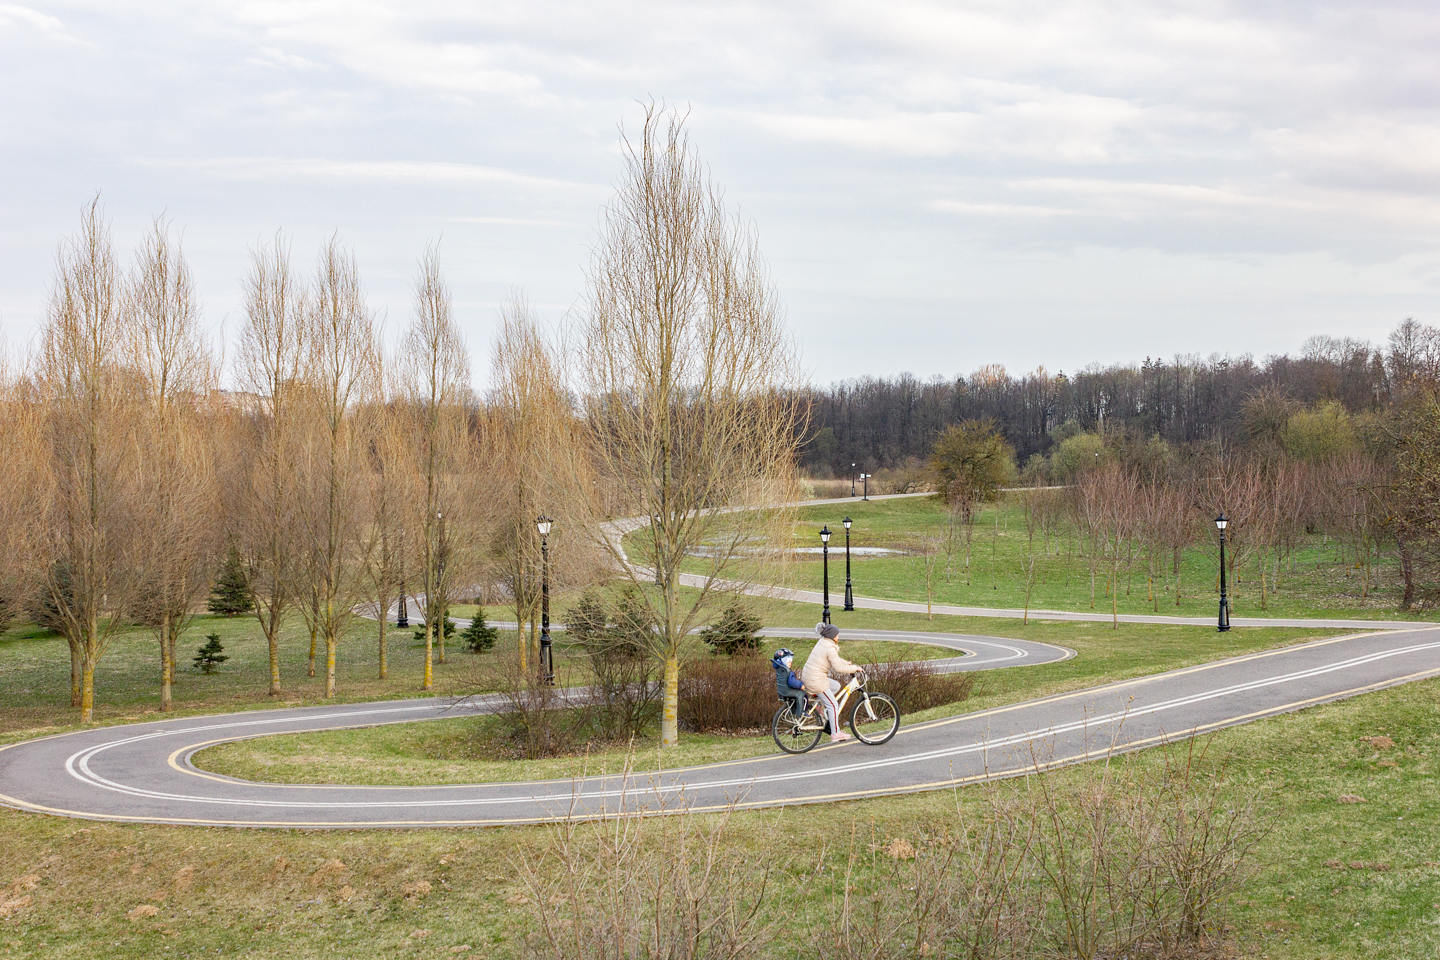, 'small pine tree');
207,546,252,616
698,604,763,656
193,633,229,674
414,610,456,644
564,591,610,647
461,609,499,653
